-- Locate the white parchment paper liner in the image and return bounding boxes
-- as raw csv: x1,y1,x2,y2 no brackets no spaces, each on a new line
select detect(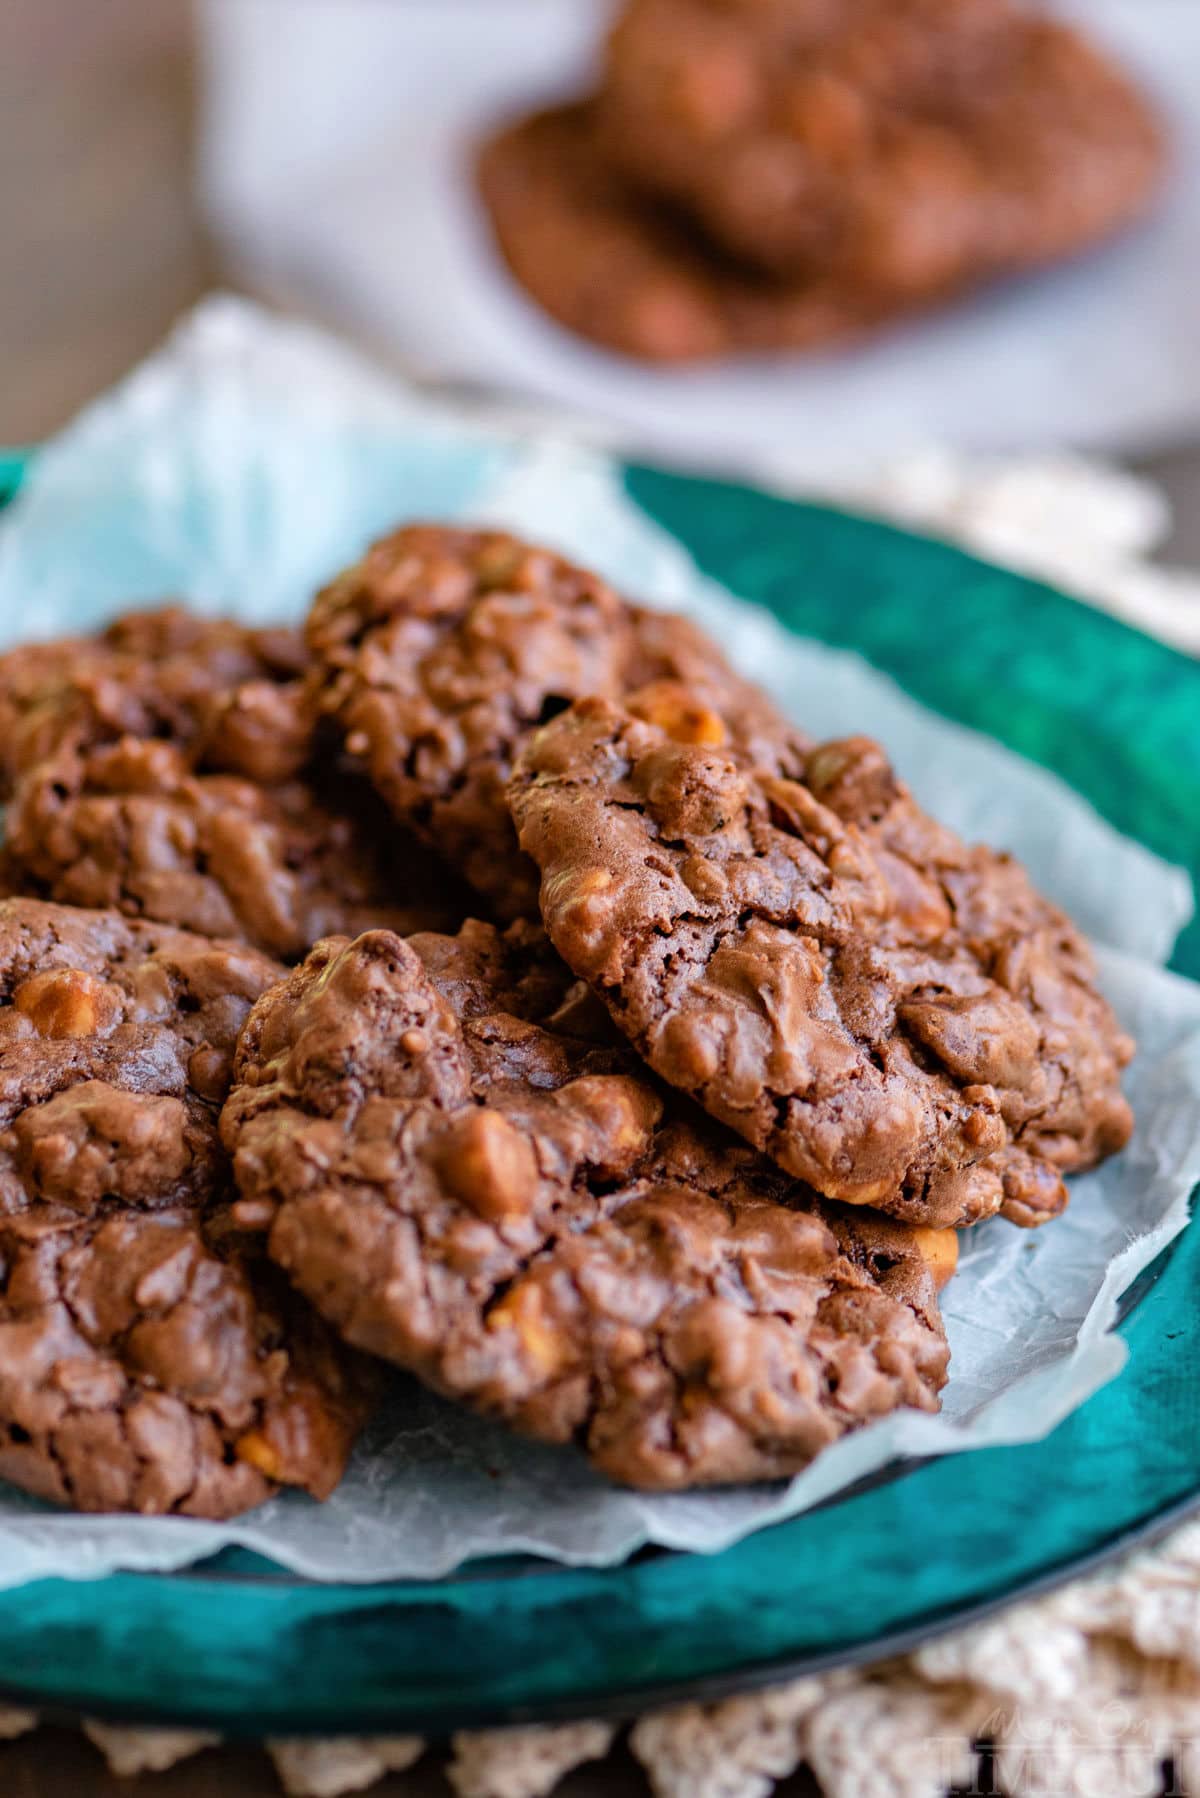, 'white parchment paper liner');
0,298,1194,1587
